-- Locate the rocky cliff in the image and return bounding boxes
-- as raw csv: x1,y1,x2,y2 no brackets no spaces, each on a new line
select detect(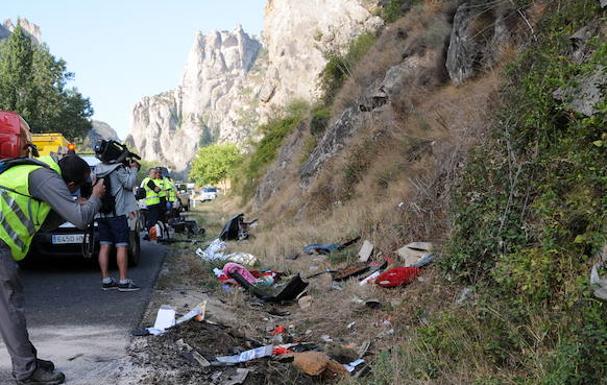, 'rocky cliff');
1,18,42,44
128,0,382,172
83,120,120,149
